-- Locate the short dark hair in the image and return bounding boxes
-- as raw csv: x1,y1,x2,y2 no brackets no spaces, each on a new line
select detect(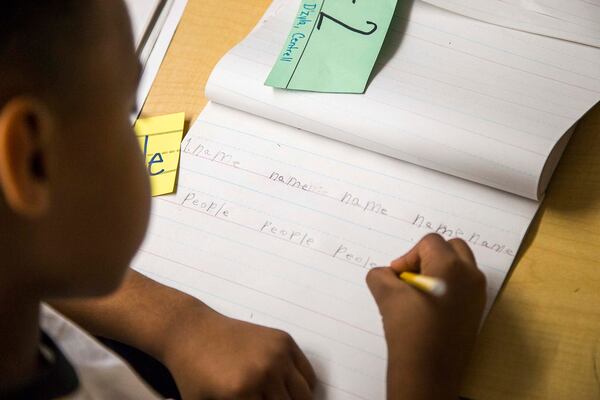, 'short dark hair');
0,1,92,111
